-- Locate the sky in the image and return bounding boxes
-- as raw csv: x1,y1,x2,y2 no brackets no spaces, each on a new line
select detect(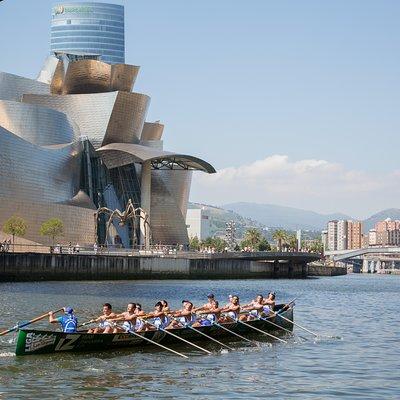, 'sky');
0,0,399,218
